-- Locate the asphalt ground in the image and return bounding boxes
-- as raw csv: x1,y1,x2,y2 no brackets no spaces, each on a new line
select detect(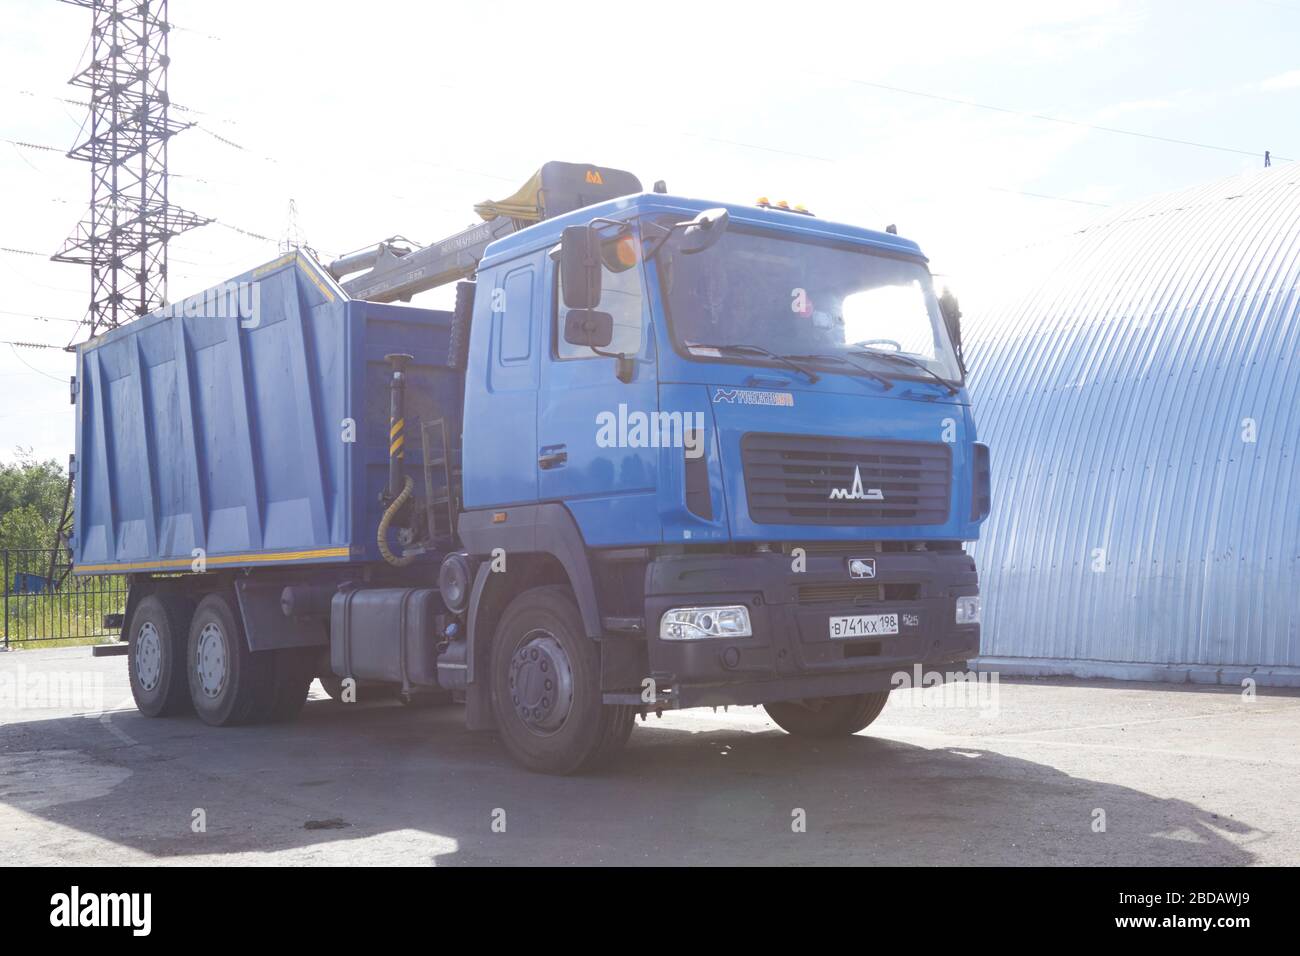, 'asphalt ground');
2,646,1296,865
